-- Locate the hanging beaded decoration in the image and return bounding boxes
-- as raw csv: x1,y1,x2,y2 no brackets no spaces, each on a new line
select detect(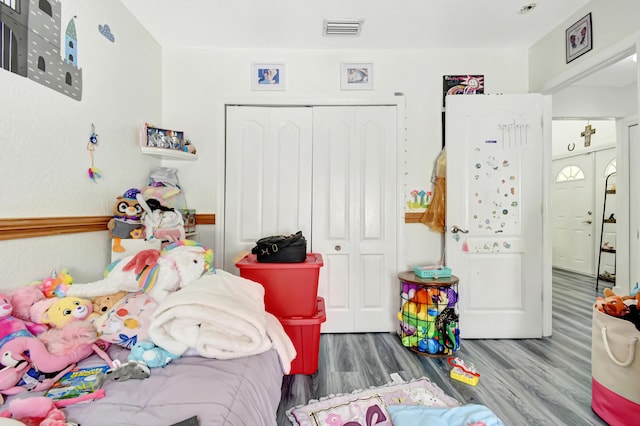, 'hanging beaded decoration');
87,123,102,182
